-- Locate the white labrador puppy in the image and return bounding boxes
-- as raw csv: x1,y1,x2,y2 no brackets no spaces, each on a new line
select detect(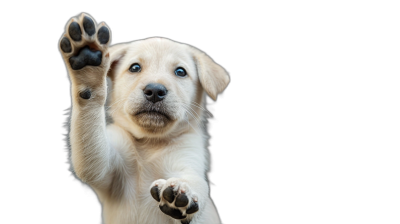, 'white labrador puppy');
59,13,229,224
